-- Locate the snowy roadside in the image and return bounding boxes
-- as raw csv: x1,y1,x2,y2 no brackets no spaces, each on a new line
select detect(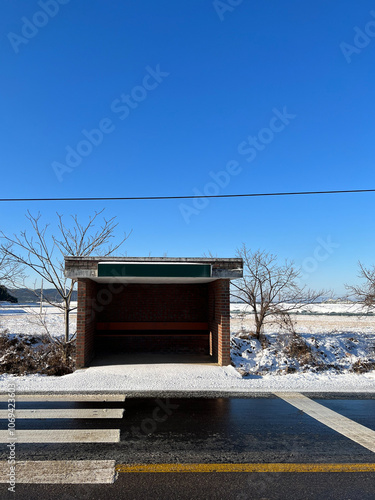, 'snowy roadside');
230,304,375,376
0,363,374,394
0,302,374,394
